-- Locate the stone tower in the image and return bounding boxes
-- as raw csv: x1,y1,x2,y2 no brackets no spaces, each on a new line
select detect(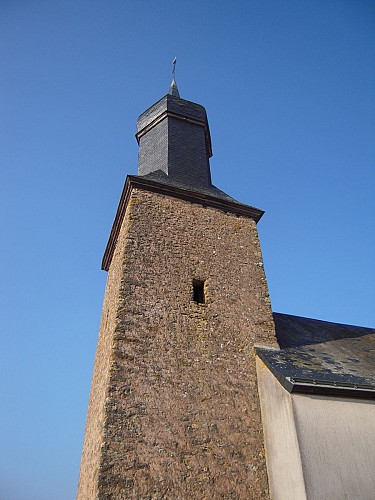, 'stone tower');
77,82,277,499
